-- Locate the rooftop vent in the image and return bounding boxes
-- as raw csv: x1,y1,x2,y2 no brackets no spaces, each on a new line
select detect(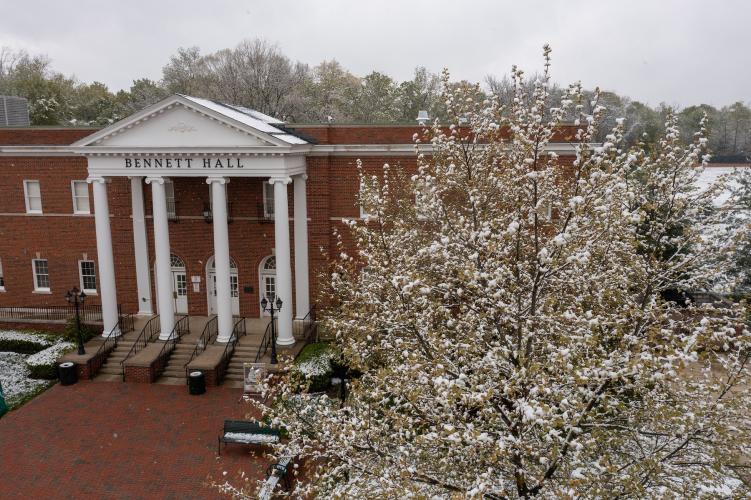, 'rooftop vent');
0,96,30,127
416,110,429,125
